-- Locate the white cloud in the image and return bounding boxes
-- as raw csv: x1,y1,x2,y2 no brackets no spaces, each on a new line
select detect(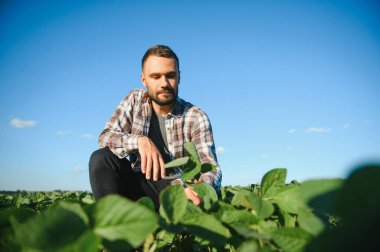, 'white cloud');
306,127,331,134
9,118,37,128
56,130,71,136
79,133,95,139
72,166,87,174
261,154,269,159
343,123,350,129
288,129,297,134
216,146,224,155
